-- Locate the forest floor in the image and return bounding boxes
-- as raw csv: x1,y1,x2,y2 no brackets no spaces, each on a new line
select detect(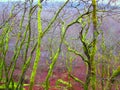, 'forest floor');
4,51,86,90
4,50,120,90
